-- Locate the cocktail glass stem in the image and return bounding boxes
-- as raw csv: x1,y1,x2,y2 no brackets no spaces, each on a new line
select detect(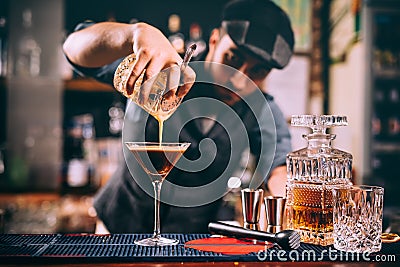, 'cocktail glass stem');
126,141,190,246
152,180,162,239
